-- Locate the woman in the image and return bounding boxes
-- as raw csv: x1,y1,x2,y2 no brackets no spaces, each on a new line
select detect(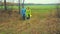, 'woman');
26,7,31,19
21,8,26,20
